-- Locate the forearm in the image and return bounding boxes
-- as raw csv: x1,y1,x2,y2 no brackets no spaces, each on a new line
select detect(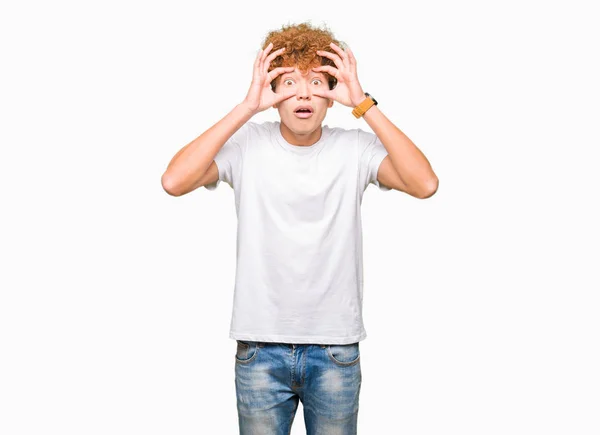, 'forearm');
161,103,255,195
361,104,438,195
